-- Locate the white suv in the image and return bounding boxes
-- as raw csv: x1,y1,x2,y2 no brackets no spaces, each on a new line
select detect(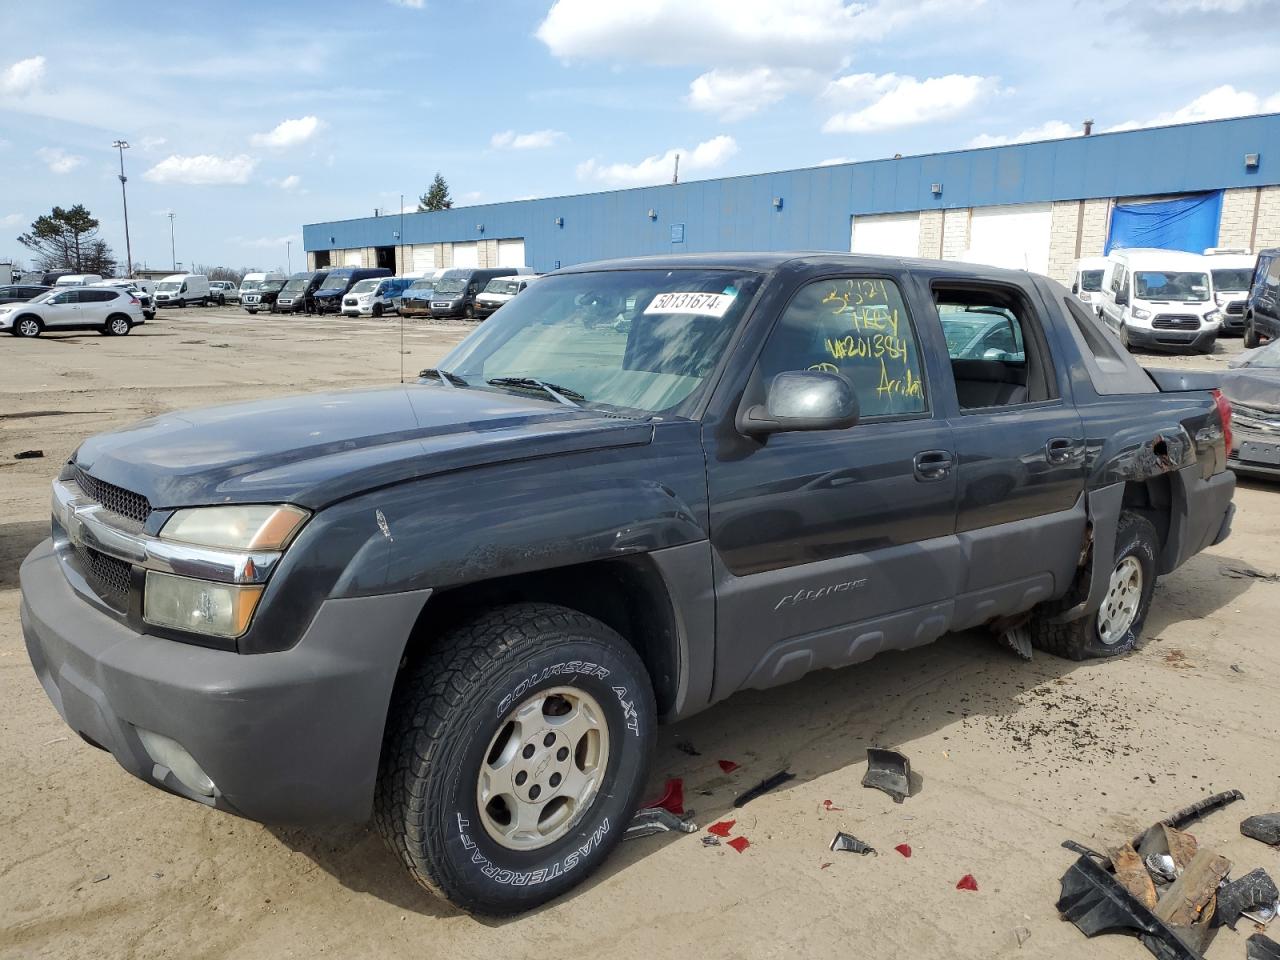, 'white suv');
0,287,145,338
